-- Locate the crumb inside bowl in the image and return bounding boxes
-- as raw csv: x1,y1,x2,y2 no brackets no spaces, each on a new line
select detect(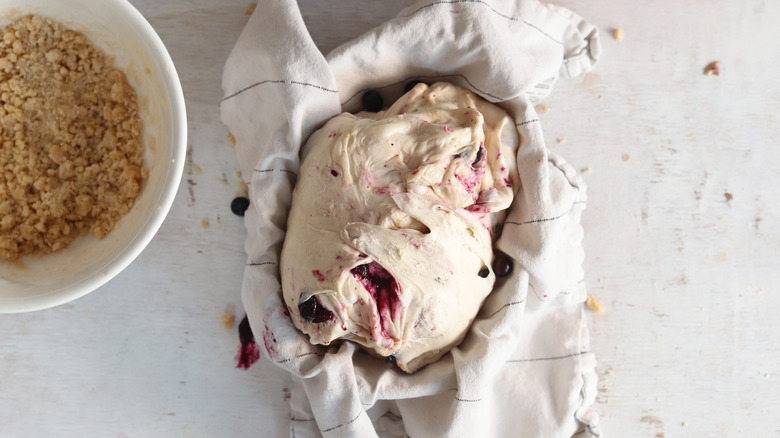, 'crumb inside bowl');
0,0,186,313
